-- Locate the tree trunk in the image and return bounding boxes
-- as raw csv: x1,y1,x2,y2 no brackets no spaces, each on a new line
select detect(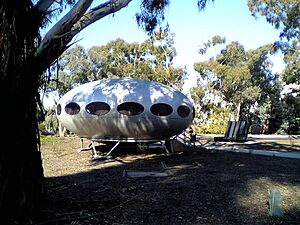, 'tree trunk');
59,122,67,137
236,102,241,121
0,1,45,223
